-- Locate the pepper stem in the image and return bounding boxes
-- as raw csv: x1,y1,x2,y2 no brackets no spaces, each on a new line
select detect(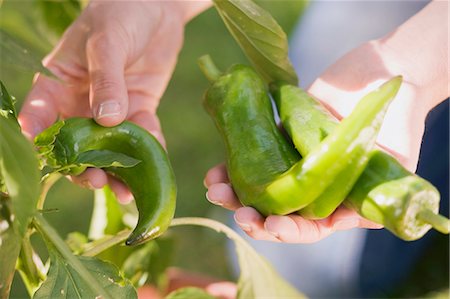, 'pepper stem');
198,54,222,82
417,209,450,234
